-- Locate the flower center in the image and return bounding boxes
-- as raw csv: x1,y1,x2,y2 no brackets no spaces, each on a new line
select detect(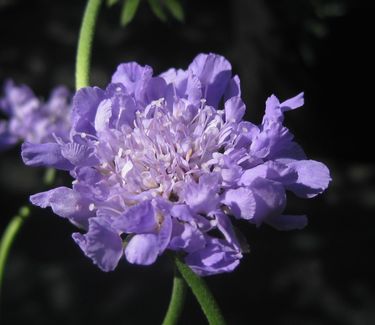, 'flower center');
96,98,230,205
